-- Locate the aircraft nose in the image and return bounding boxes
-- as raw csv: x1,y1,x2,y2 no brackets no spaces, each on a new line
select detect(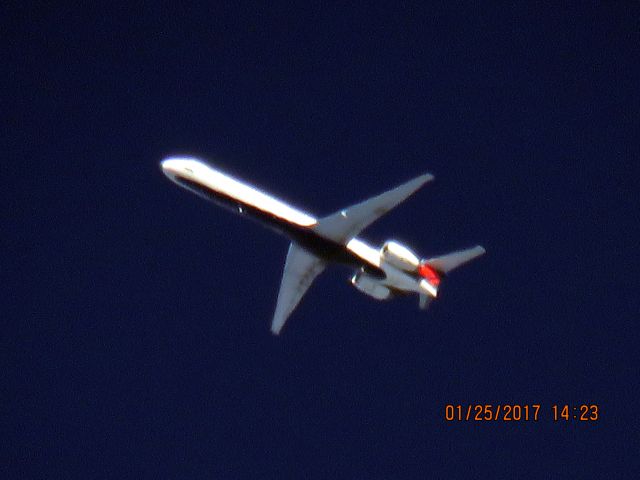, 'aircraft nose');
161,157,200,179
161,158,181,177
